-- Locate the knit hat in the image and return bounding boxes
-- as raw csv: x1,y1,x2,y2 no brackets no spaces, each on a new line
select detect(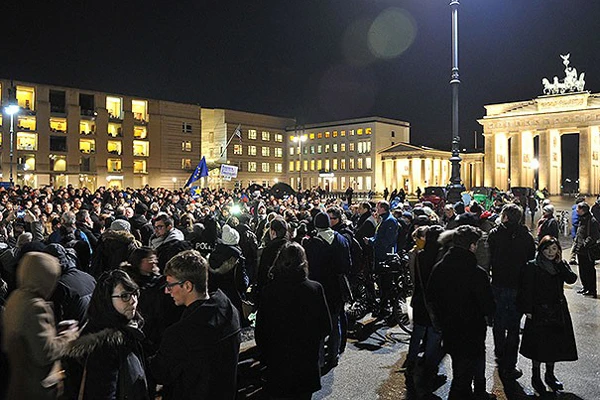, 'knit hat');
221,224,240,246
110,219,131,232
542,204,555,215
314,212,331,229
